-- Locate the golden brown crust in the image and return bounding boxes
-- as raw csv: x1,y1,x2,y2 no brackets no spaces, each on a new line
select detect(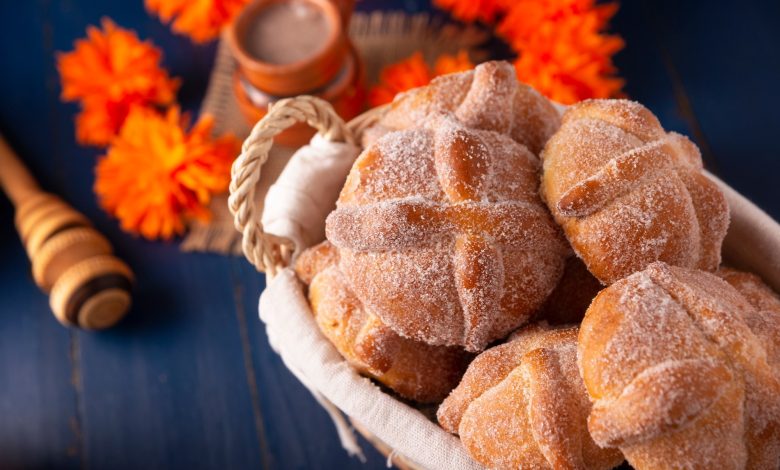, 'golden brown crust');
438,323,624,470
328,116,568,352
717,267,780,314
717,267,780,378
295,242,471,403
293,240,339,285
579,262,780,469
541,99,730,285
365,61,561,155
537,256,604,325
